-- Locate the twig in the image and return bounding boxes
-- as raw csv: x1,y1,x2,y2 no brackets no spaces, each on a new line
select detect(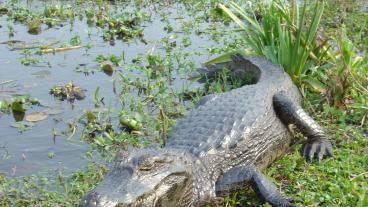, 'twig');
0,80,15,85
0,90,17,93
41,45,83,54
159,105,167,146
9,40,60,51
0,40,25,44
